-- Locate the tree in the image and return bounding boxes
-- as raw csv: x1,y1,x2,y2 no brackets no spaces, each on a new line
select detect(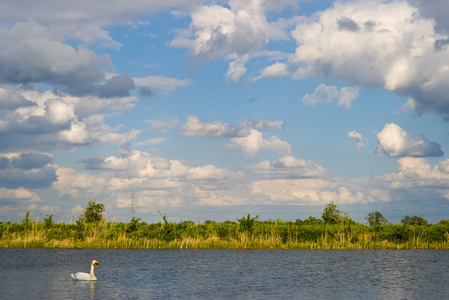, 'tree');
321,202,343,225
21,212,32,230
366,211,389,226
44,214,53,229
80,200,105,223
401,215,412,225
127,216,141,233
401,215,428,226
410,215,428,226
303,216,323,225
237,214,259,234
